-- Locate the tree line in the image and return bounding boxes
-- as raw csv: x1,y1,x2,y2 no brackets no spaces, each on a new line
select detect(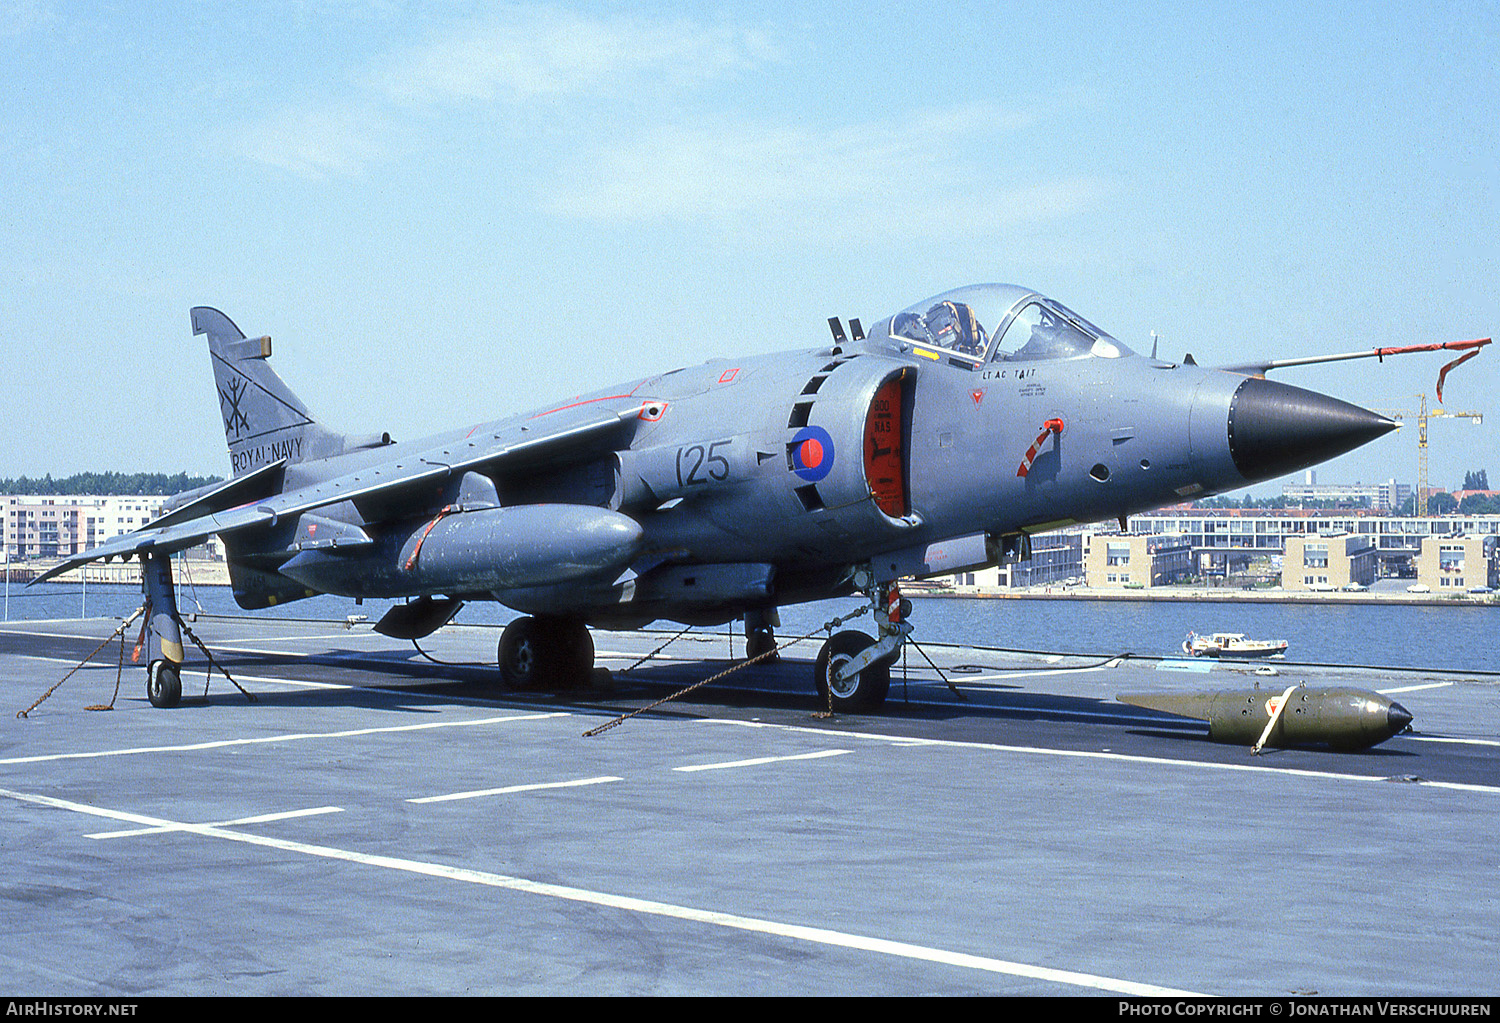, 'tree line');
0,472,223,496
1194,466,1500,516
1420,492,1500,515
1196,493,1500,514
